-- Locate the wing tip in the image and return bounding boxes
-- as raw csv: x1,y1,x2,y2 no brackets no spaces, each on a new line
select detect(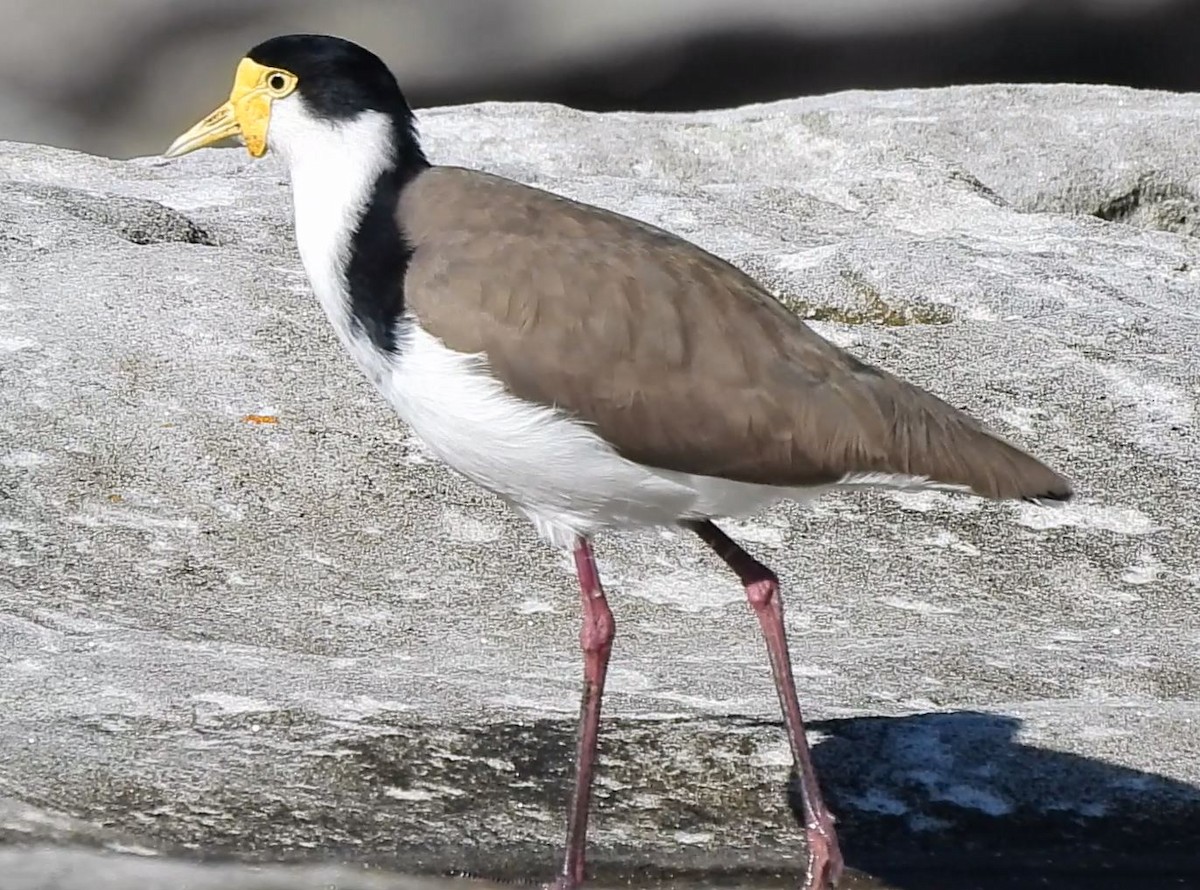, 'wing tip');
1020,478,1074,506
